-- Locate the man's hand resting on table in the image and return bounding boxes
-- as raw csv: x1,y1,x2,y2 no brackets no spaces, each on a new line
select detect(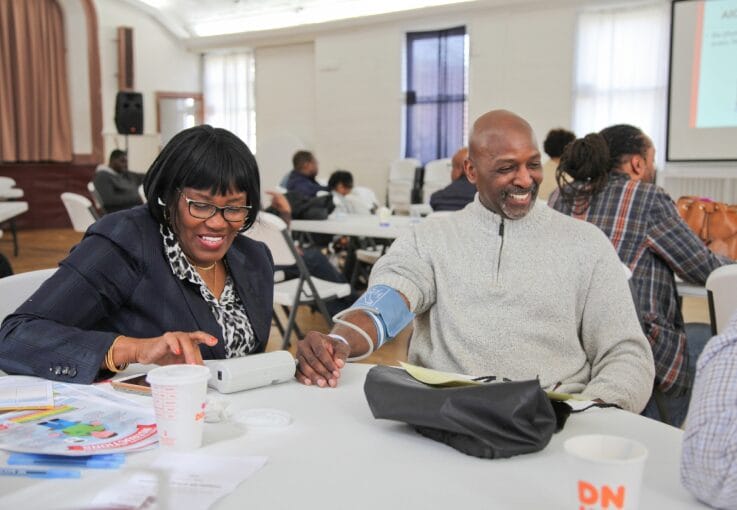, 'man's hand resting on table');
296,331,351,388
